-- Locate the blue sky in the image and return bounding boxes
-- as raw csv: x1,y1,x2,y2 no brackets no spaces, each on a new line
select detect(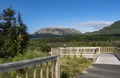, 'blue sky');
0,0,120,33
